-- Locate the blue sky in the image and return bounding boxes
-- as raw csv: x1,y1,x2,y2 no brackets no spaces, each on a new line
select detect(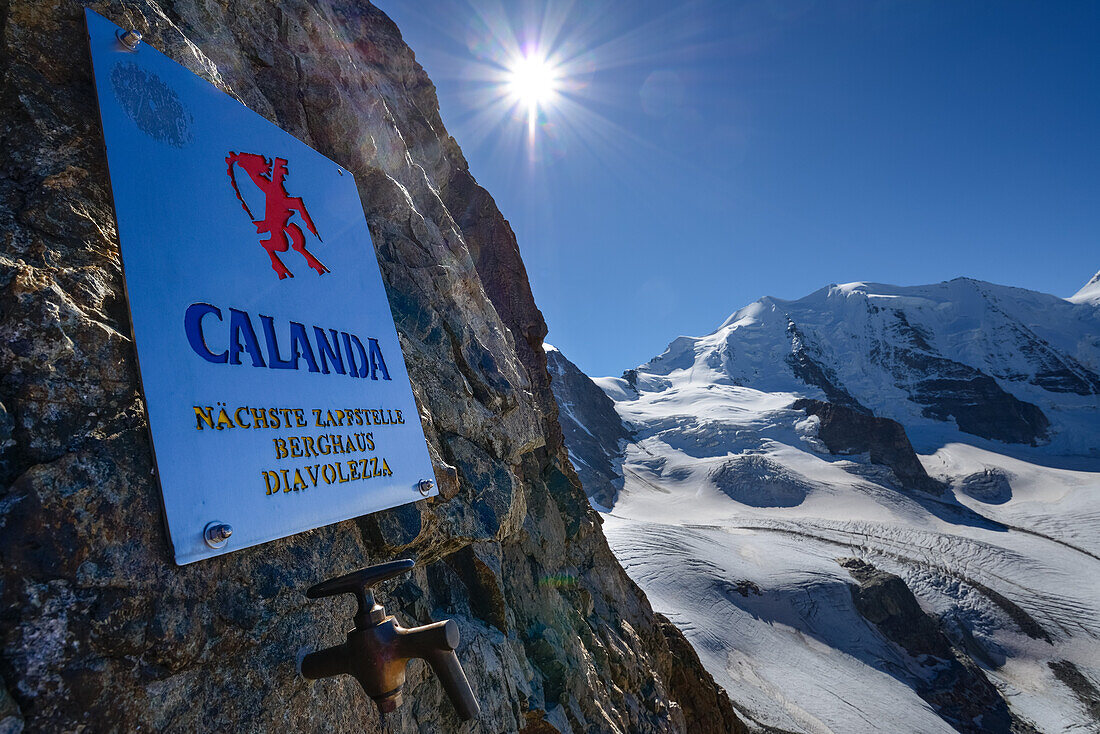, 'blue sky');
376,0,1099,378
